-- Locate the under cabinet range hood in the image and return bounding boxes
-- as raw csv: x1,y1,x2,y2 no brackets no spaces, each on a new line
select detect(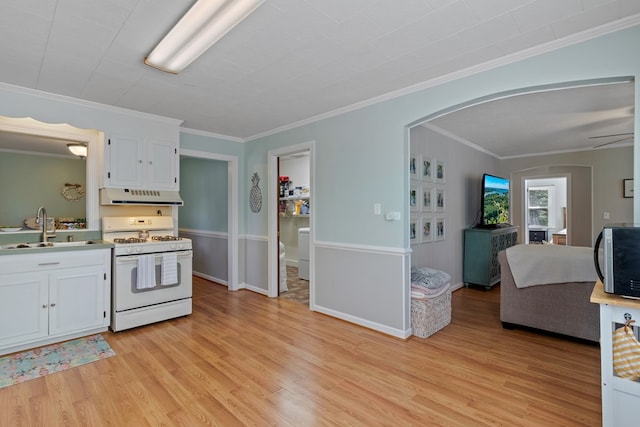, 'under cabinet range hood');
100,188,184,206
